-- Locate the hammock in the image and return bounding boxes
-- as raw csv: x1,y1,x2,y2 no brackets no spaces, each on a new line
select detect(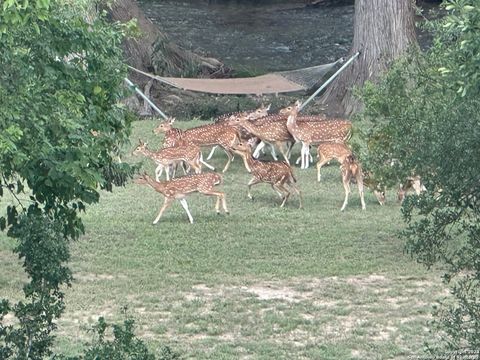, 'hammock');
127,59,342,95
